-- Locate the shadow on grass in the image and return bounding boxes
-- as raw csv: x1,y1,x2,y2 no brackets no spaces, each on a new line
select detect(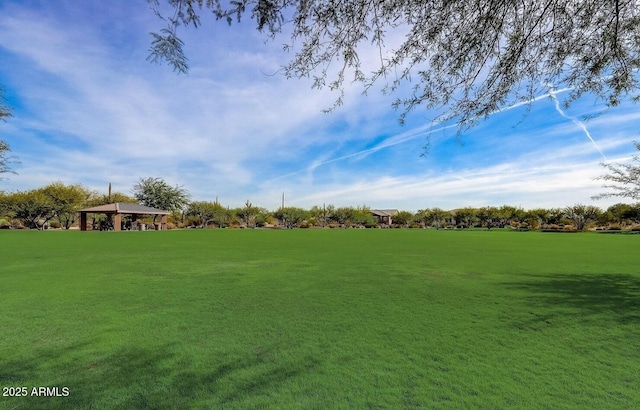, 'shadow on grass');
506,273,640,324
1,341,319,409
